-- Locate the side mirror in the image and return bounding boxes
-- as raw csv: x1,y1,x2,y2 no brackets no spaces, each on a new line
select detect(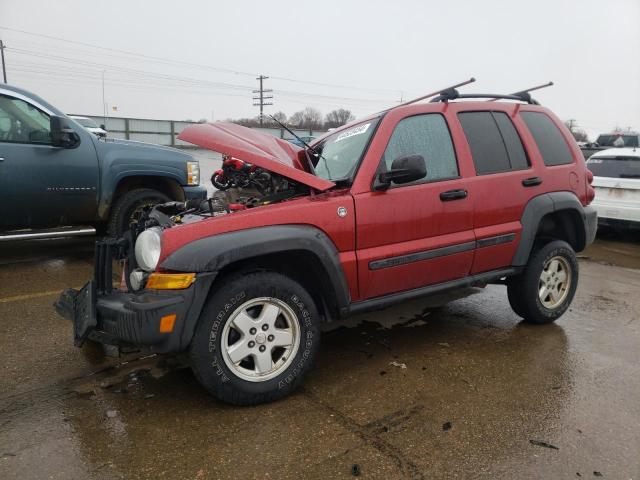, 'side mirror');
376,154,426,190
99,124,106,130
51,115,81,148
